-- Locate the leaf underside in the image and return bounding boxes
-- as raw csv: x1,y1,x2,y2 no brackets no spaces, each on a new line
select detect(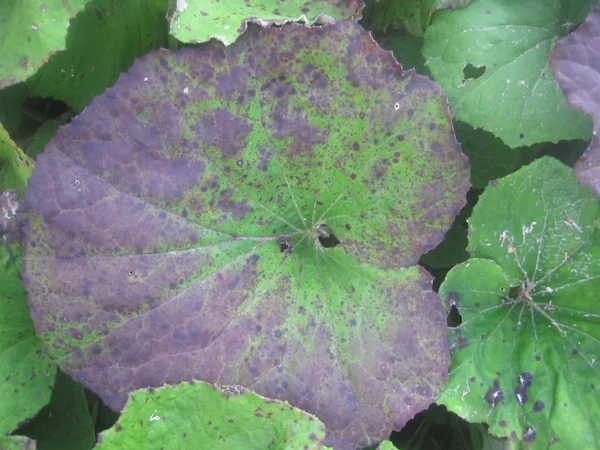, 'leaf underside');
550,2,600,196
23,21,469,449
96,381,327,449
438,157,600,448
